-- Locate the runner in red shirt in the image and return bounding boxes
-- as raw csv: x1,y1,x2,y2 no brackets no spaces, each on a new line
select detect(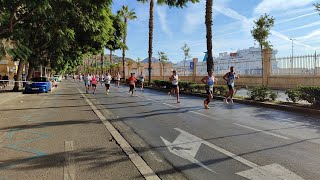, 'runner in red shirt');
91,75,98,94
128,73,137,96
